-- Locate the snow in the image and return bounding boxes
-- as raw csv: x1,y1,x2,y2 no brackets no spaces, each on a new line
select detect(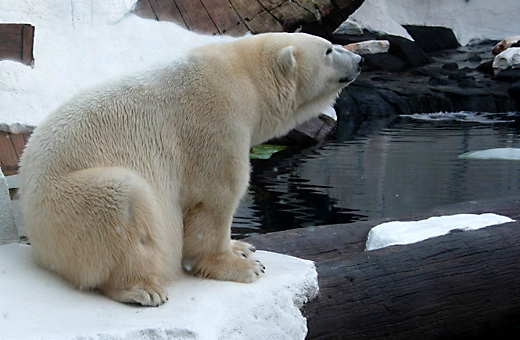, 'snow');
0,0,237,129
366,213,515,251
0,244,318,340
459,148,520,161
350,0,520,45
